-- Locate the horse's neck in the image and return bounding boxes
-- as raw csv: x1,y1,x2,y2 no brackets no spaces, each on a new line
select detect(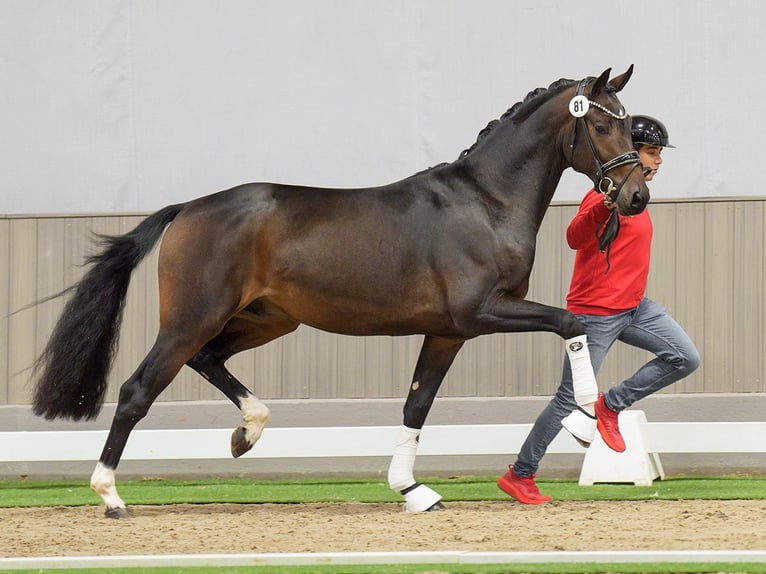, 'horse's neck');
461,121,567,230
